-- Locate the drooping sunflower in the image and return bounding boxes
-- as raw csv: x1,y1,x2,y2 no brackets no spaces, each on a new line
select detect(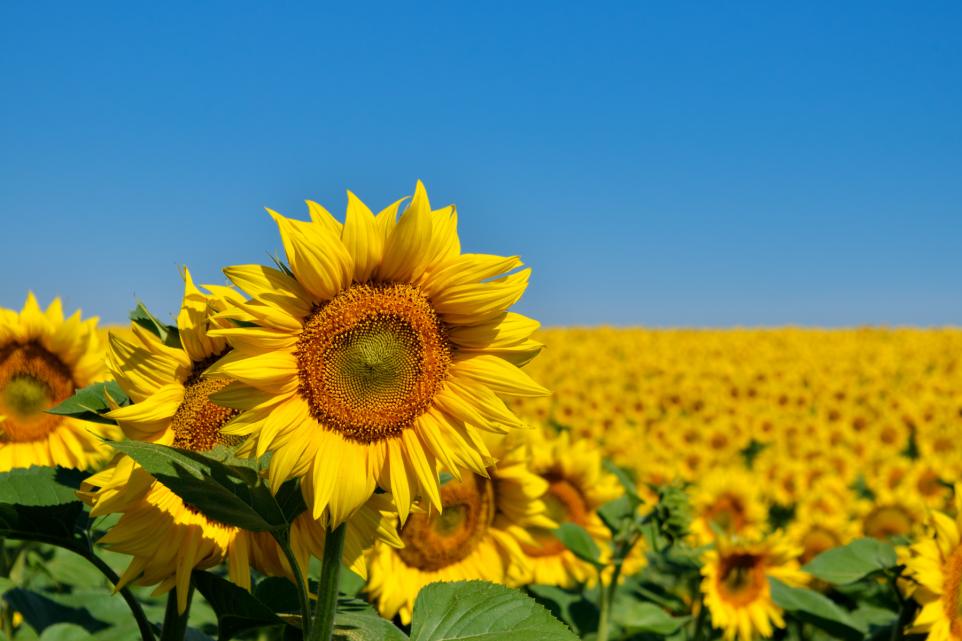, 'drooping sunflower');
208,182,547,526
81,273,399,612
903,490,962,640
701,535,808,641
0,293,114,471
514,427,625,588
365,434,553,624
